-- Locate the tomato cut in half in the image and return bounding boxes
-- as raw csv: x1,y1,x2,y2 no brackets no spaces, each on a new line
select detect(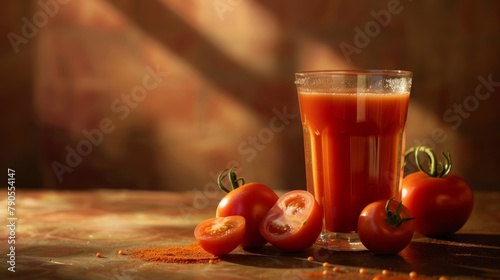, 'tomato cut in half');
194,215,245,256
259,190,323,252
